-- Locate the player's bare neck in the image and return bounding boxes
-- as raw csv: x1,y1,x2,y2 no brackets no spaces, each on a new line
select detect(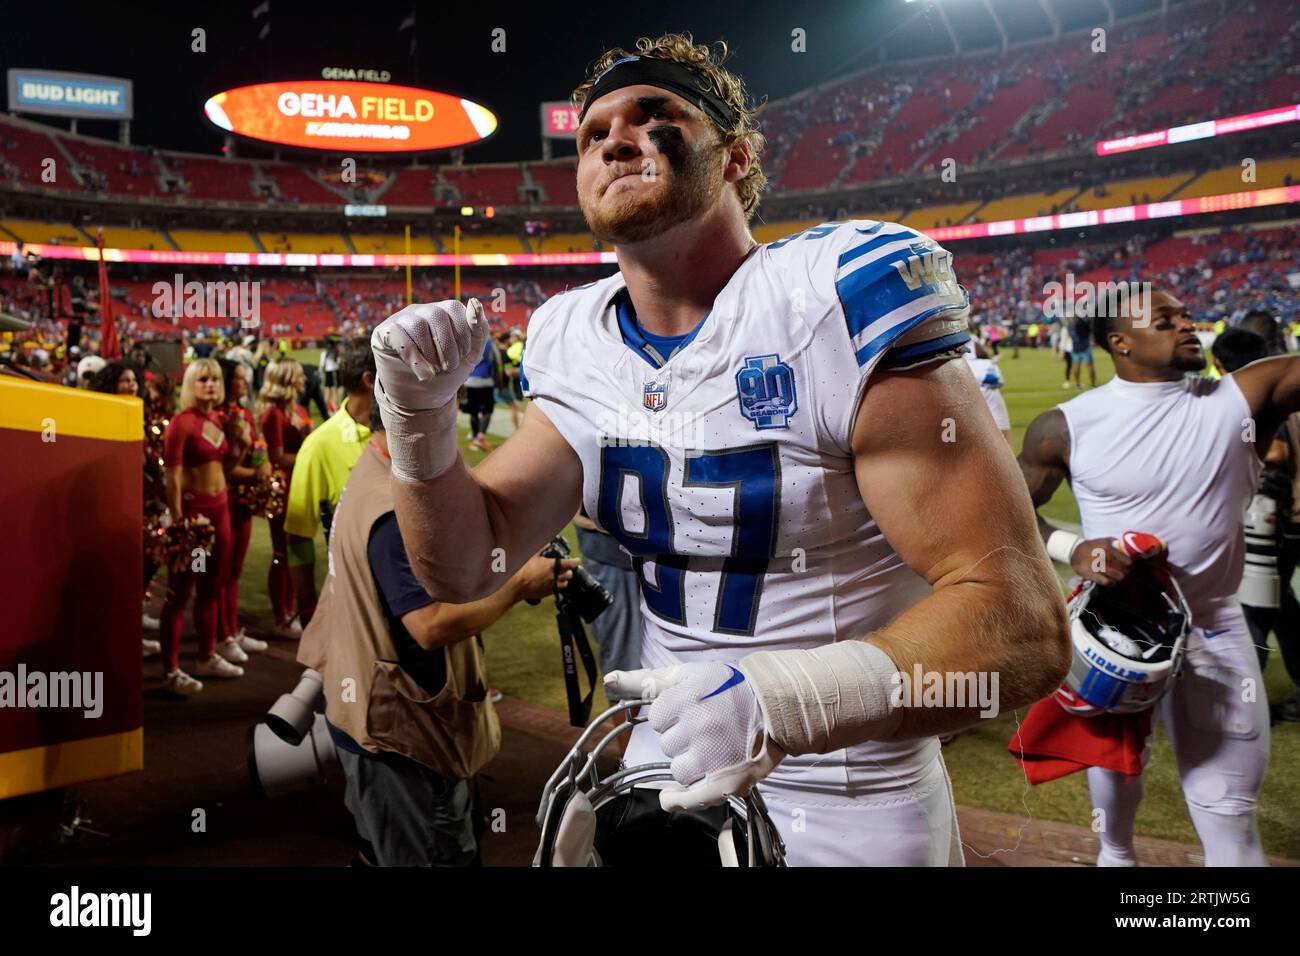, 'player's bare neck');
616,208,756,338
1116,361,1186,384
